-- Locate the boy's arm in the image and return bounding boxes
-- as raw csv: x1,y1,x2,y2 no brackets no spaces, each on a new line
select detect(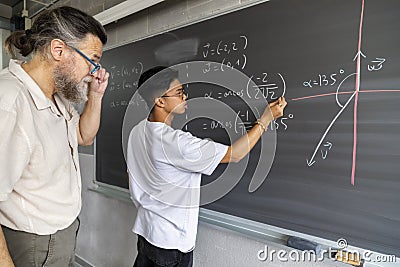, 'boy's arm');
220,97,287,163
